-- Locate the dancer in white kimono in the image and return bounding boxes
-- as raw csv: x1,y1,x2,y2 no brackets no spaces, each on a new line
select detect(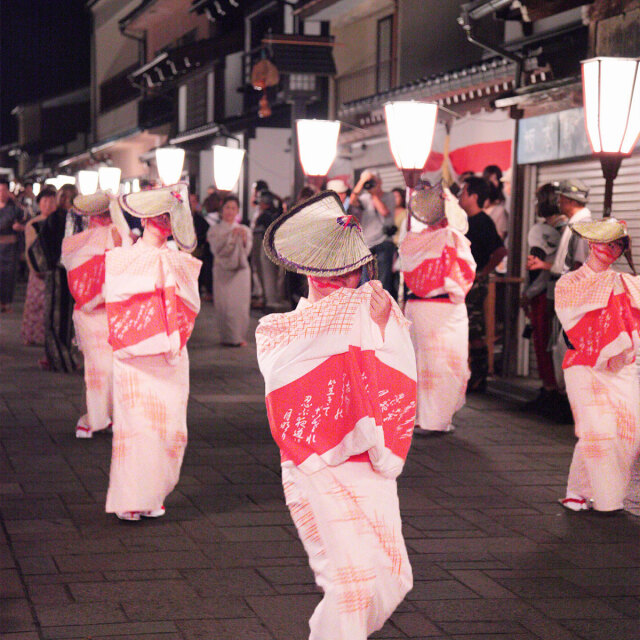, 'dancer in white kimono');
256,191,416,640
207,194,252,346
400,183,476,433
555,218,640,514
60,191,130,438
105,183,201,521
